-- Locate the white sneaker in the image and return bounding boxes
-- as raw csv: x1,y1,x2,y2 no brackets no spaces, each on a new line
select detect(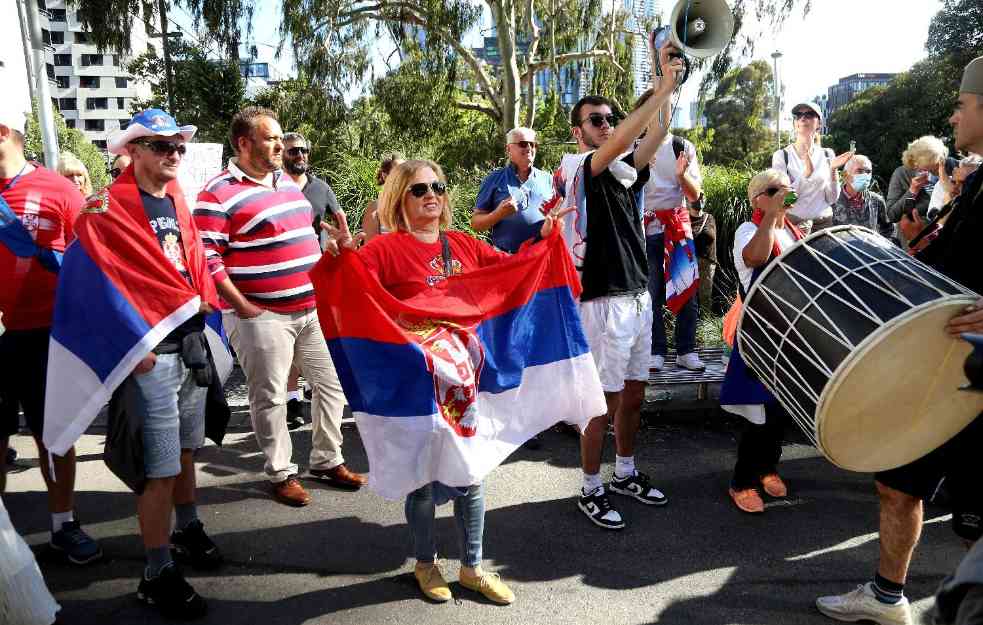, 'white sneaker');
676,352,706,371
815,583,913,625
650,355,665,371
